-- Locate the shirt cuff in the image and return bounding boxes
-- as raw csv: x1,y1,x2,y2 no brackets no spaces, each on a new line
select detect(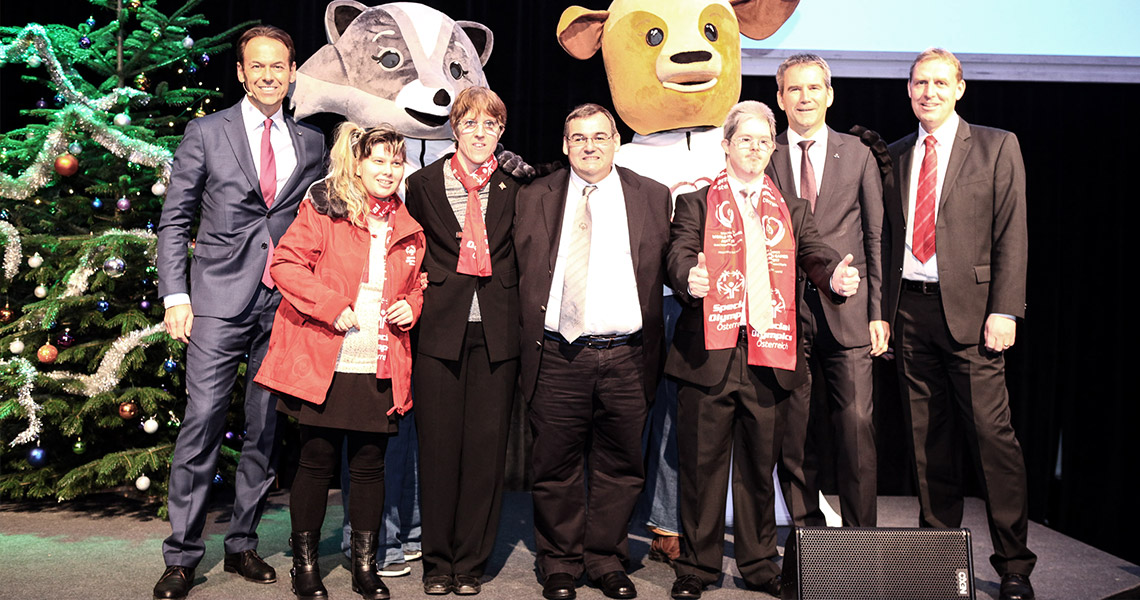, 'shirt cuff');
990,313,1016,321
163,293,190,309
